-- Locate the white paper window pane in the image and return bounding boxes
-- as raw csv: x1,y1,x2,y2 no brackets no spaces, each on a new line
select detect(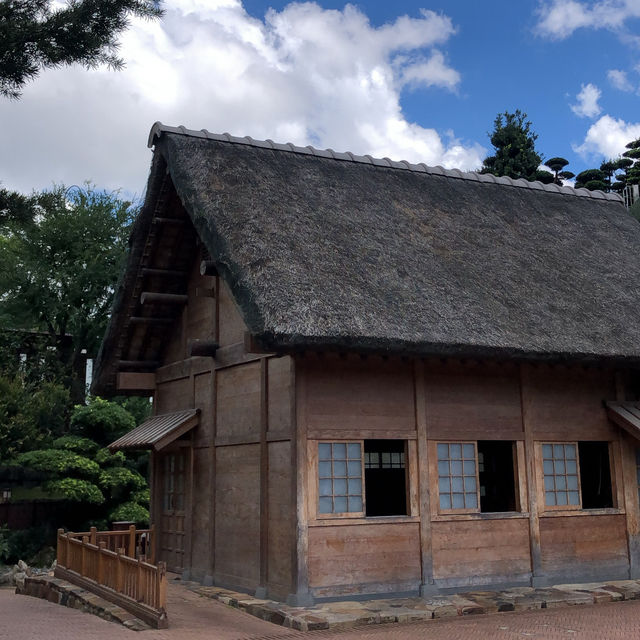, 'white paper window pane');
333,443,346,459
333,478,347,495
319,462,332,478
319,497,333,513
566,460,577,474
556,476,567,490
382,452,391,466
463,460,475,475
544,476,554,490
465,493,478,508
348,479,362,494
348,496,362,512
319,443,332,460
333,461,347,477
566,475,578,491
319,479,332,496
545,491,556,506
464,476,476,492
451,460,463,475
440,494,451,509
553,444,564,458
565,444,577,460
450,444,462,459
452,493,465,508
452,477,464,492
463,443,475,459
437,443,449,458
439,477,451,492
554,460,565,474
556,492,568,505
568,491,580,505
334,496,348,512
543,460,554,474
347,460,361,477
347,443,361,458
542,444,553,458
438,461,449,475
